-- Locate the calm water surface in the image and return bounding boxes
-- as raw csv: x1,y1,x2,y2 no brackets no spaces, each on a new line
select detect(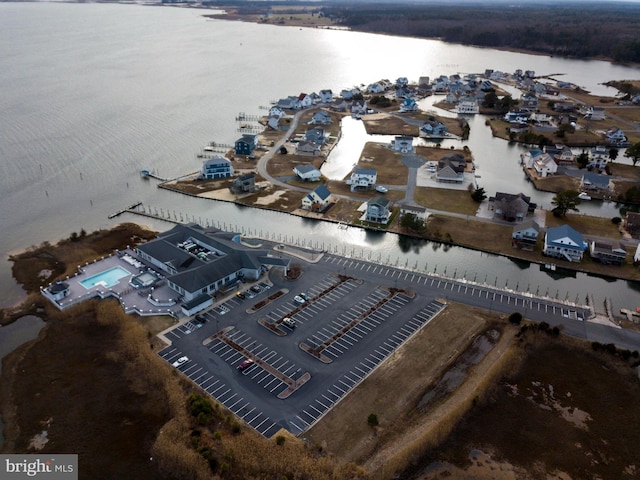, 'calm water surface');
1,2,640,310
